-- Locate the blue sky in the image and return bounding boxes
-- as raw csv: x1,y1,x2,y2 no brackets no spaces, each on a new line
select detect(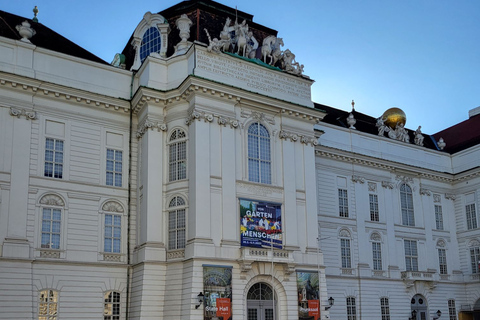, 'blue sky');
3,0,479,134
